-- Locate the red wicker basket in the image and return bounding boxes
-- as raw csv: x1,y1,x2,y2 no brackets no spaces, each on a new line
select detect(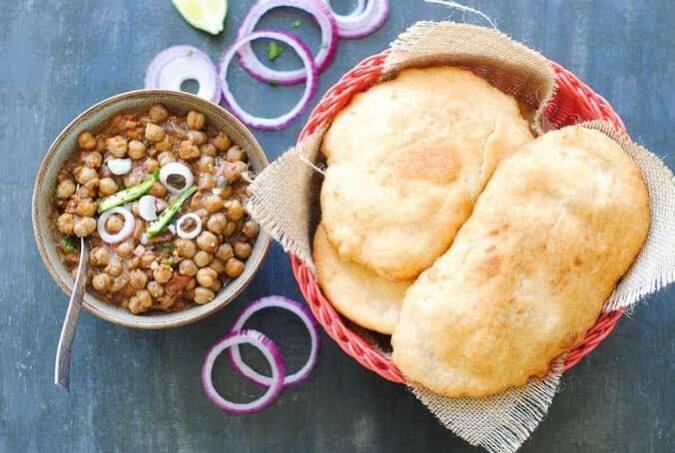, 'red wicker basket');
291,51,626,384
